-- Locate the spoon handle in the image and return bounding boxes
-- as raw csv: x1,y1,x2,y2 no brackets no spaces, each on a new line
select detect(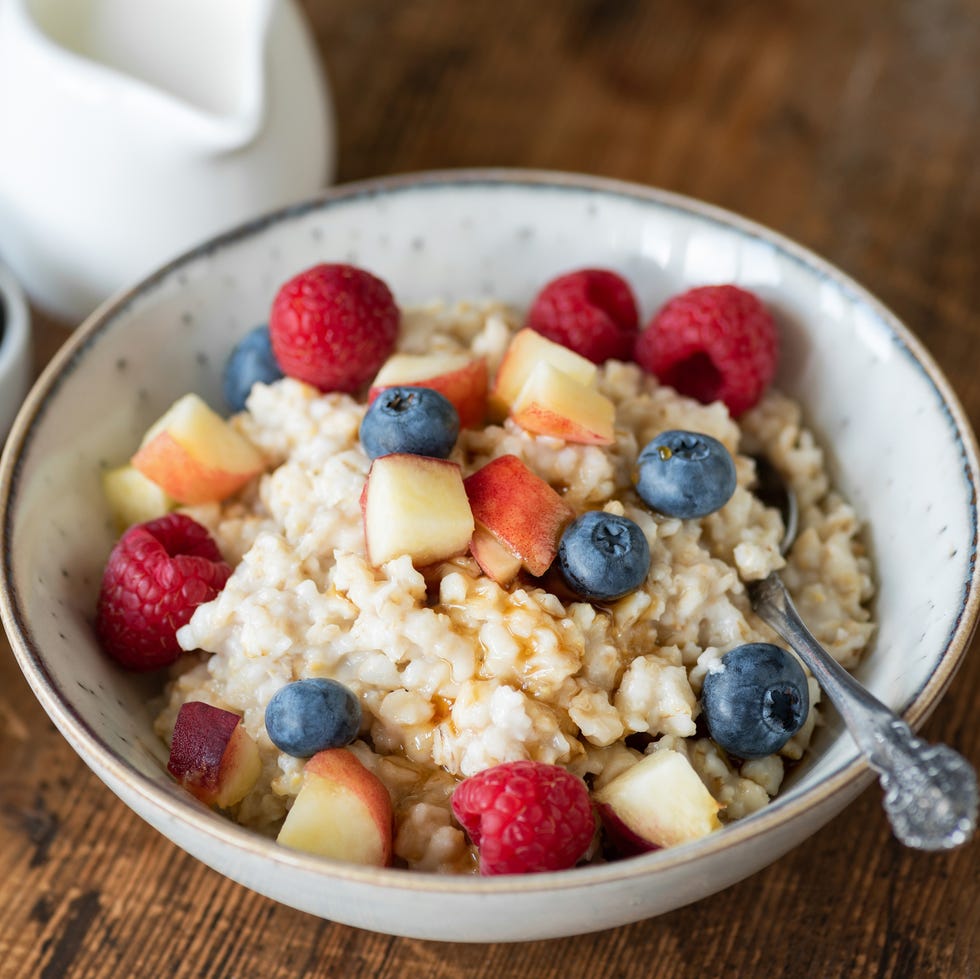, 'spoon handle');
749,572,978,851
